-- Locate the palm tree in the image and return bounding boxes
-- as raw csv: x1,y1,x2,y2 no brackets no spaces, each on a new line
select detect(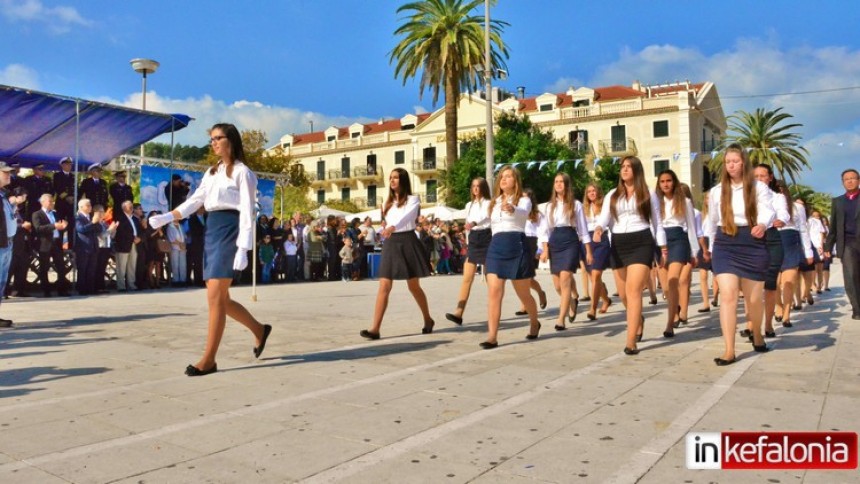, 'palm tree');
709,107,810,184
790,184,832,217
390,0,509,167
